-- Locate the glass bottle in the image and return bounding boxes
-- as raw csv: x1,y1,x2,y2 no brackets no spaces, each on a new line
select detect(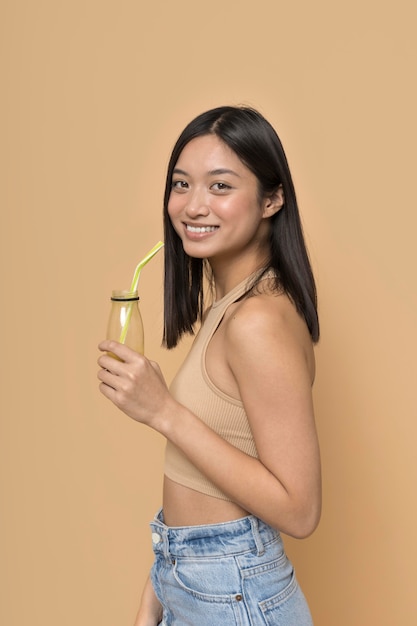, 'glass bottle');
106,290,144,355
